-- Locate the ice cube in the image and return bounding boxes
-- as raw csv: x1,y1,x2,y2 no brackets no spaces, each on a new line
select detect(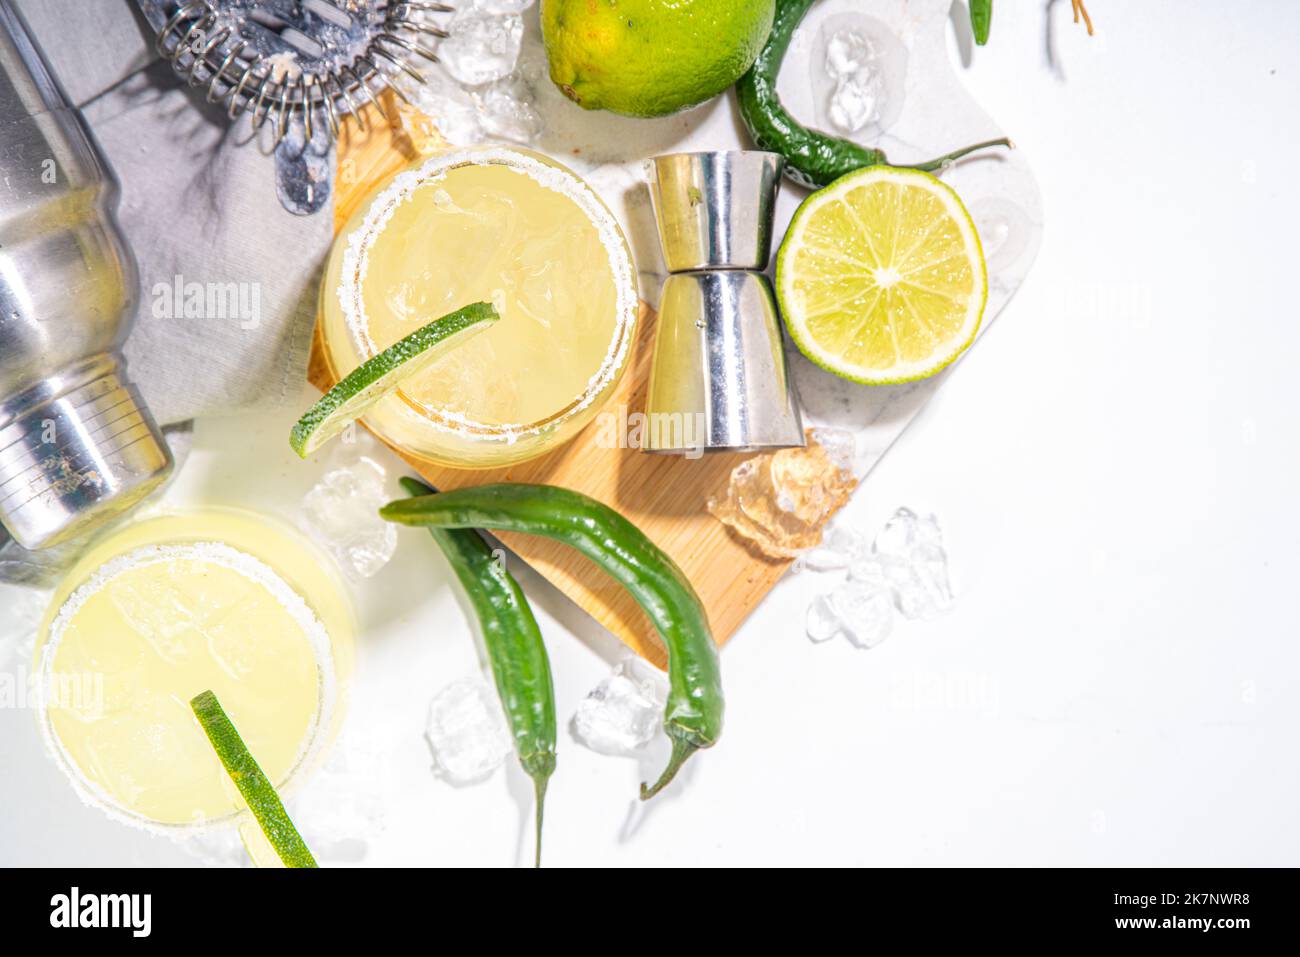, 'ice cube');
571,657,667,756
848,555,885,585
801,525,870,572
439,13,525,86
856,551,938,621
299,458,398,581
400,62,483,145
804,594,842,643
806,508,954,647
478,75,544,143
107,575,195,664
827,579,894,649
907,541,952,613
891,567,947,620
872,507,952,620
425,675,514,784
708,429,859,558
0,584,51,670
83,691,199,805
873,506,923,557
809,427,858,476
806,579,895,649
203,593,275,680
